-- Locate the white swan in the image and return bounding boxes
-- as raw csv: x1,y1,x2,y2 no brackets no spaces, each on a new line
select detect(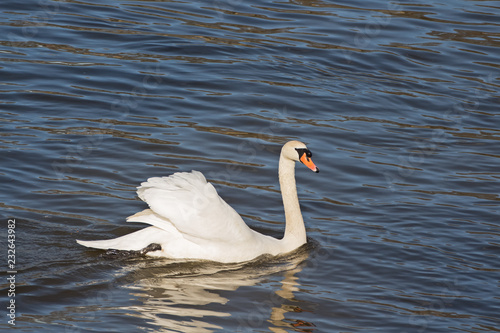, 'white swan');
77,140,319,263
